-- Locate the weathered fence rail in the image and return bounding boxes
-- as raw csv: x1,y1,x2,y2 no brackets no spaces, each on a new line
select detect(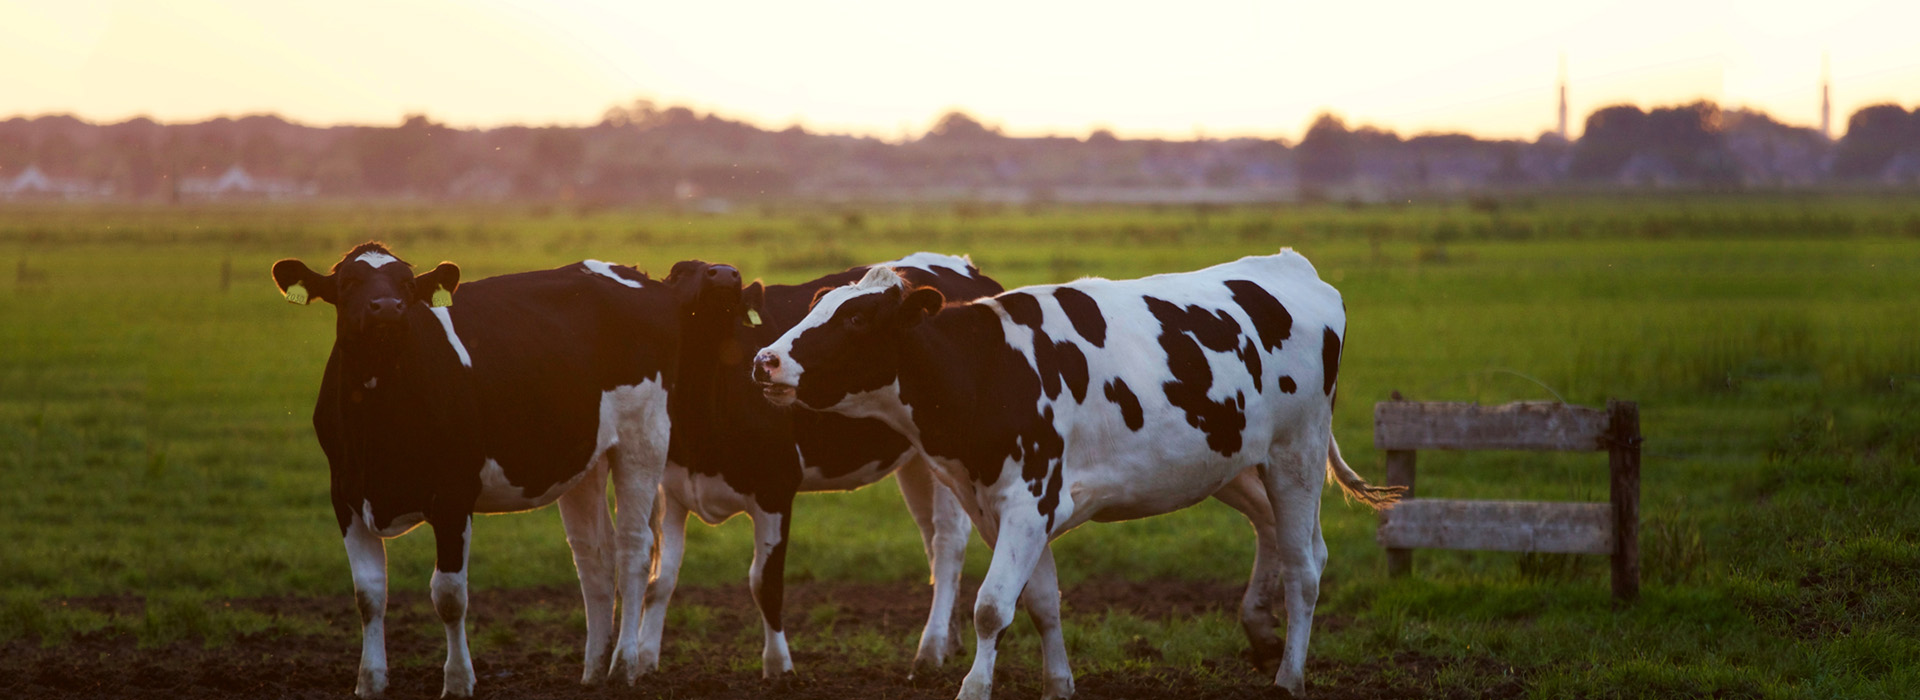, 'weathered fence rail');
1374,399,1642,601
